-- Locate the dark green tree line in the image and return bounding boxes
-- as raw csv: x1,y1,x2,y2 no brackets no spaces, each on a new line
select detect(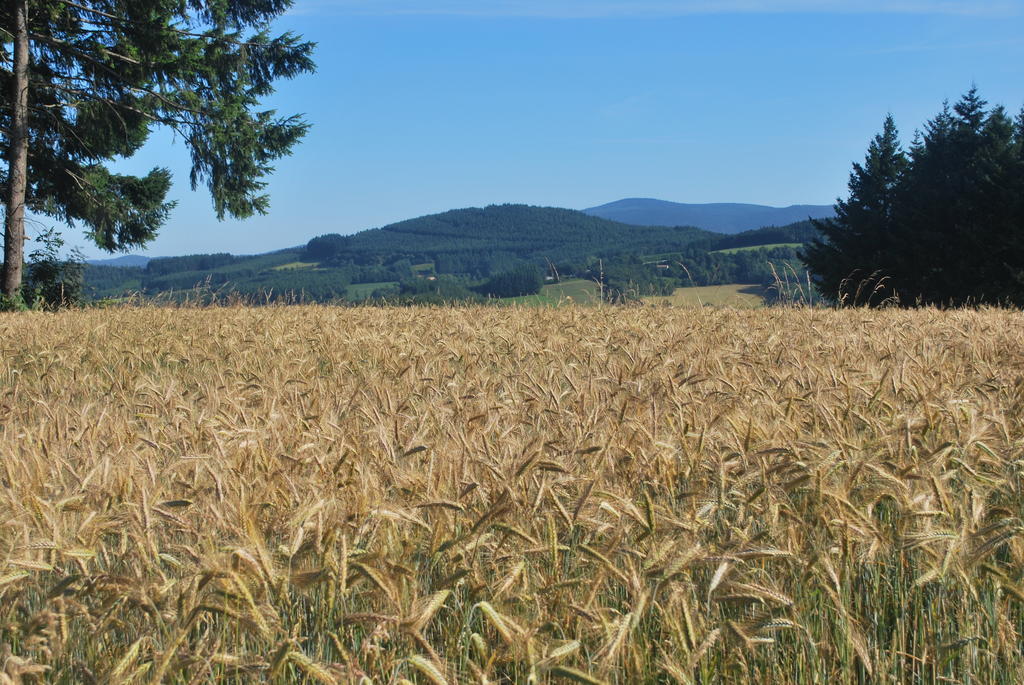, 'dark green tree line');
803,89,1024,307
476,264,543,298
